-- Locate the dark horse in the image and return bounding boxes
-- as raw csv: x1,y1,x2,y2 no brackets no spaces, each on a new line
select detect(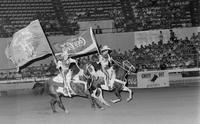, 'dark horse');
32,63,107,114
87,60,136,104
